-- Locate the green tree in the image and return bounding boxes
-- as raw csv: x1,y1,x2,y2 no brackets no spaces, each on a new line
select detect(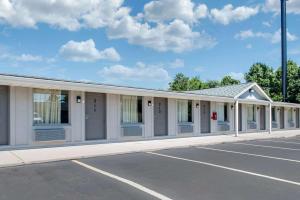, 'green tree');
168,73,189,91
220,76,240,86
244,63,276,98
275,60,300,103
187,76,206,91
205,80,220,88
